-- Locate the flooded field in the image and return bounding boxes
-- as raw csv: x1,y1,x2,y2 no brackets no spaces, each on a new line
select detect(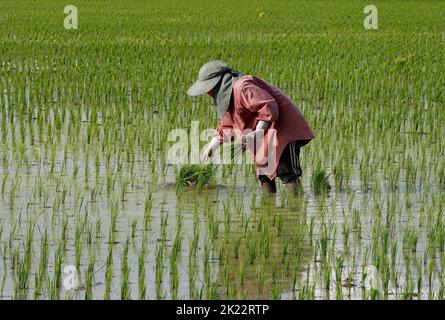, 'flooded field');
0,0,444,299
